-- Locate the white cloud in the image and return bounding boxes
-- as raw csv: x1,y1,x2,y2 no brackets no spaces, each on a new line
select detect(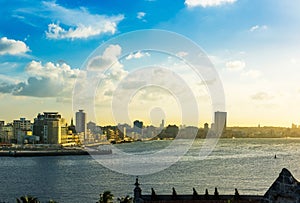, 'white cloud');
249,25,259,32
225,60,245,71
0,60,81,97
0,37,30,55
249,25,268,32
87,44,123,72
137,12,146,20
185,0,237,8
25,60,79,80
84,44,128,101
42,2,124,39
126,51,150,60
